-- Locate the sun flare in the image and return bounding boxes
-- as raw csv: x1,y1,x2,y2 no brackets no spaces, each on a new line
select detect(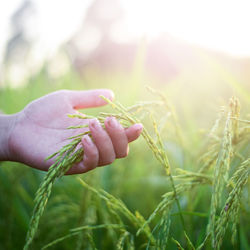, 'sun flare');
121,0,250,57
